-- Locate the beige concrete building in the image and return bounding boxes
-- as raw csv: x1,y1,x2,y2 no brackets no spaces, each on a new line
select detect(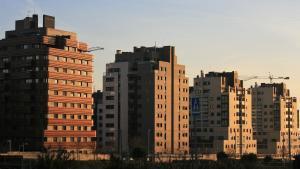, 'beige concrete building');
251,83,300,157
100,46,189,156
190,71,256,156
